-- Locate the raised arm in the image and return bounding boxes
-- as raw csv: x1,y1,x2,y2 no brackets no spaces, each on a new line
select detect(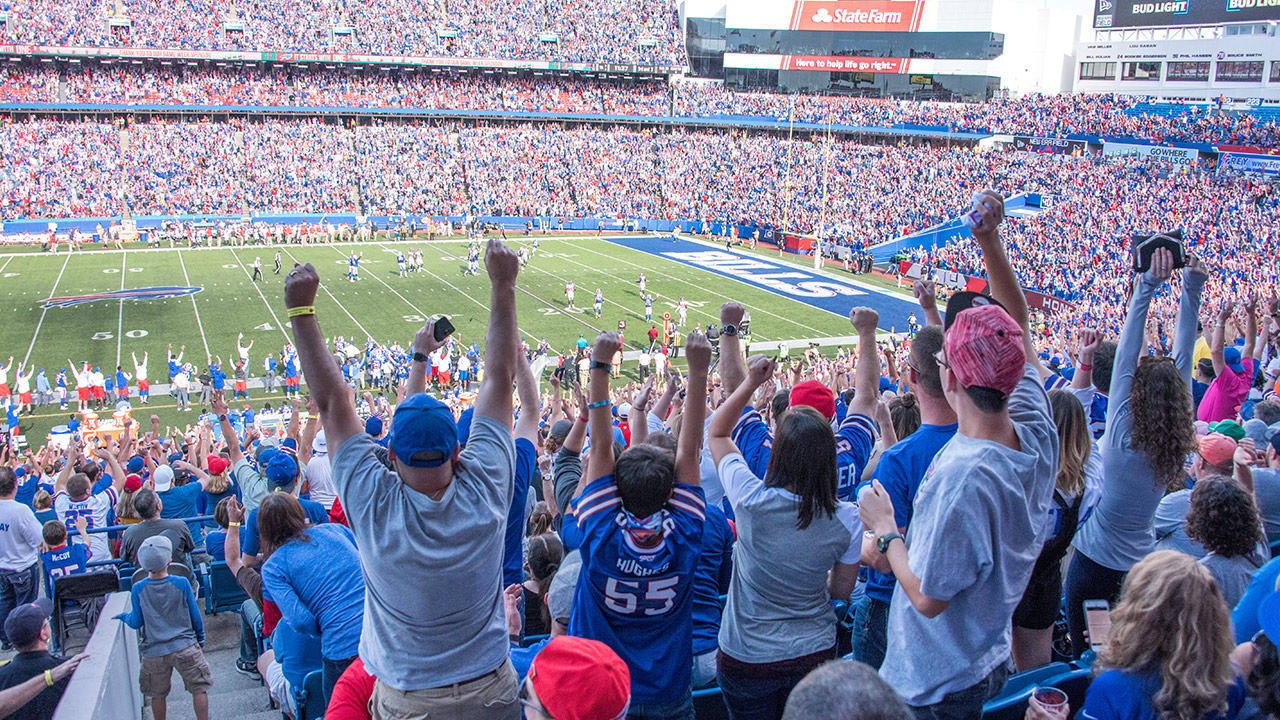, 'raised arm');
967,190,1033,361
1173,255,1209,386
514,352,541,443
719,303,747,393
94,447,127,494
849,307,881,418
1072,329,1102,391
629,378,654,447
914,278,943,327
282,264,363,451
299,397,319,466
1107,248,1175,439
1211,302,1232,378
211,392,244,466
708,355,777,466
473,240,520,424
406,318,447,398
224,499,247,577
586,333,620,479
678,332,711,486
1244,294,1260,362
